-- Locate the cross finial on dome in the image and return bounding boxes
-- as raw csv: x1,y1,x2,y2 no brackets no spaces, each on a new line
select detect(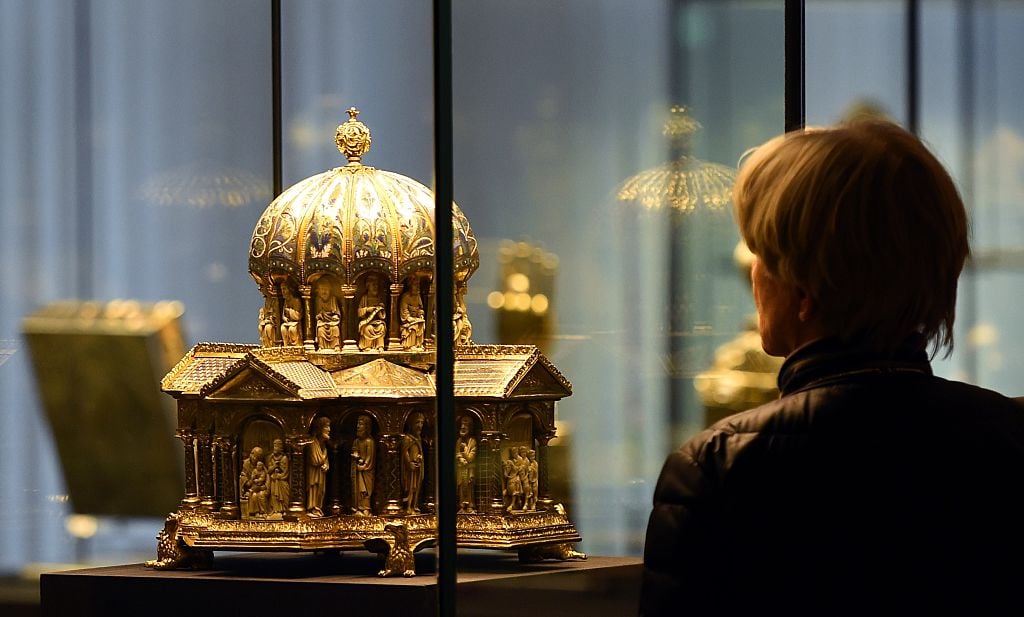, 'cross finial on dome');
336,107,372,165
